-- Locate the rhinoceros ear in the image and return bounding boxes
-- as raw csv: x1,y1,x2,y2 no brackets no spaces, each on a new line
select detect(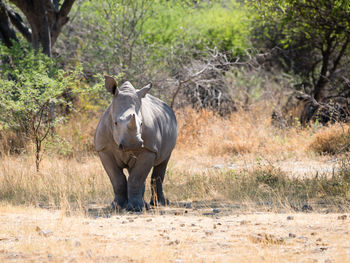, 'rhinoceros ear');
137,82,152,99
104,75,118,95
